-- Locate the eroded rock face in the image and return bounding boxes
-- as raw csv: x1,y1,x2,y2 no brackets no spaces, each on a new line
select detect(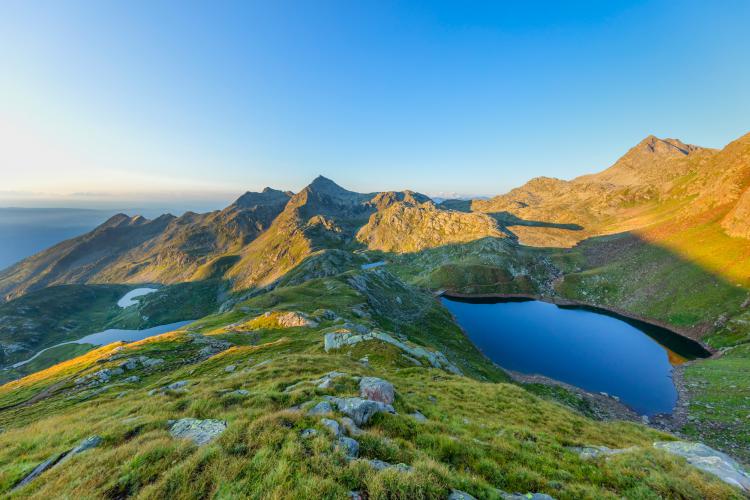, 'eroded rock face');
325,396,395,426
276,311,319,328
654,441,750,491
169,418,227,445
359,377,395,404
